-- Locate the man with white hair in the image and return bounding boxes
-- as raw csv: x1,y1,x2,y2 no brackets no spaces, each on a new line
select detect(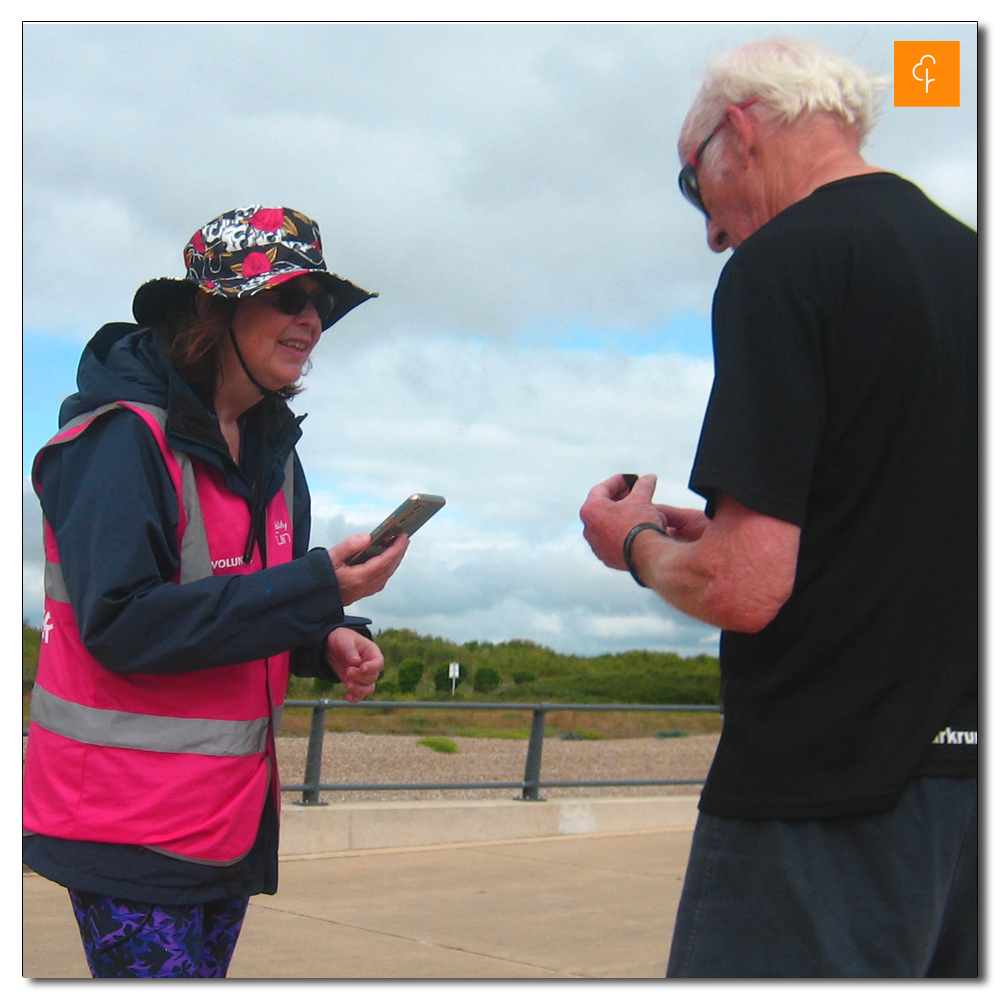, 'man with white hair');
581,38,976,977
